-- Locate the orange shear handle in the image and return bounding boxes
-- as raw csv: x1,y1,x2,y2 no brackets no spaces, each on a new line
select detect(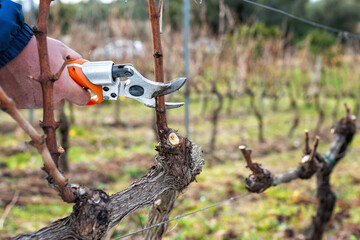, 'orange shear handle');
67,59,104,106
